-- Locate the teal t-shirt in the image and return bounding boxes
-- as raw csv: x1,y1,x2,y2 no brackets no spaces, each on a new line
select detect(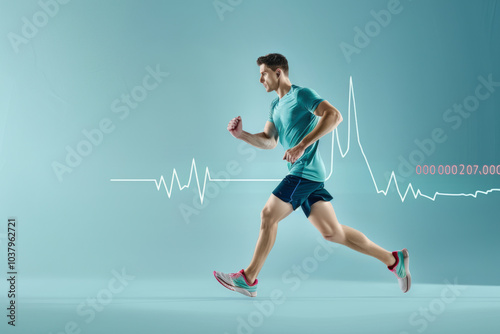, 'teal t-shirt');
268,84,327,182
